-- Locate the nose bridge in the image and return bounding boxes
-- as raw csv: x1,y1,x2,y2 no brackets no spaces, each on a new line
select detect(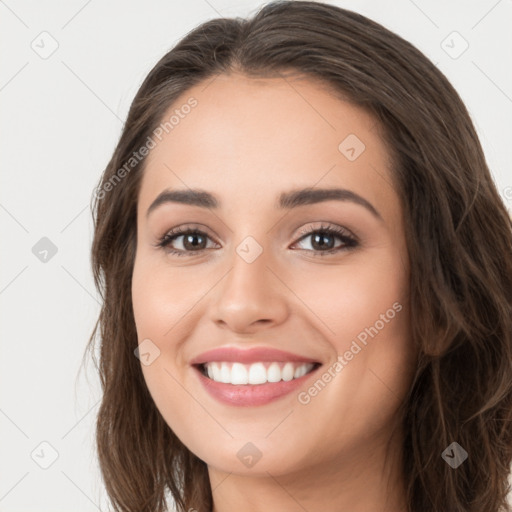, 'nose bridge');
210,234,288,333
